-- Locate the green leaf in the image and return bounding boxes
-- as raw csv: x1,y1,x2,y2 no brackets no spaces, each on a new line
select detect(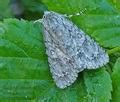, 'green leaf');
0,39,28,57
0,79,53,100
0,57,50,79
37,77,88,102
112,58,120,102
111,0,120,11
0,19,47,60
84,68,112,102
0,0,12,20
